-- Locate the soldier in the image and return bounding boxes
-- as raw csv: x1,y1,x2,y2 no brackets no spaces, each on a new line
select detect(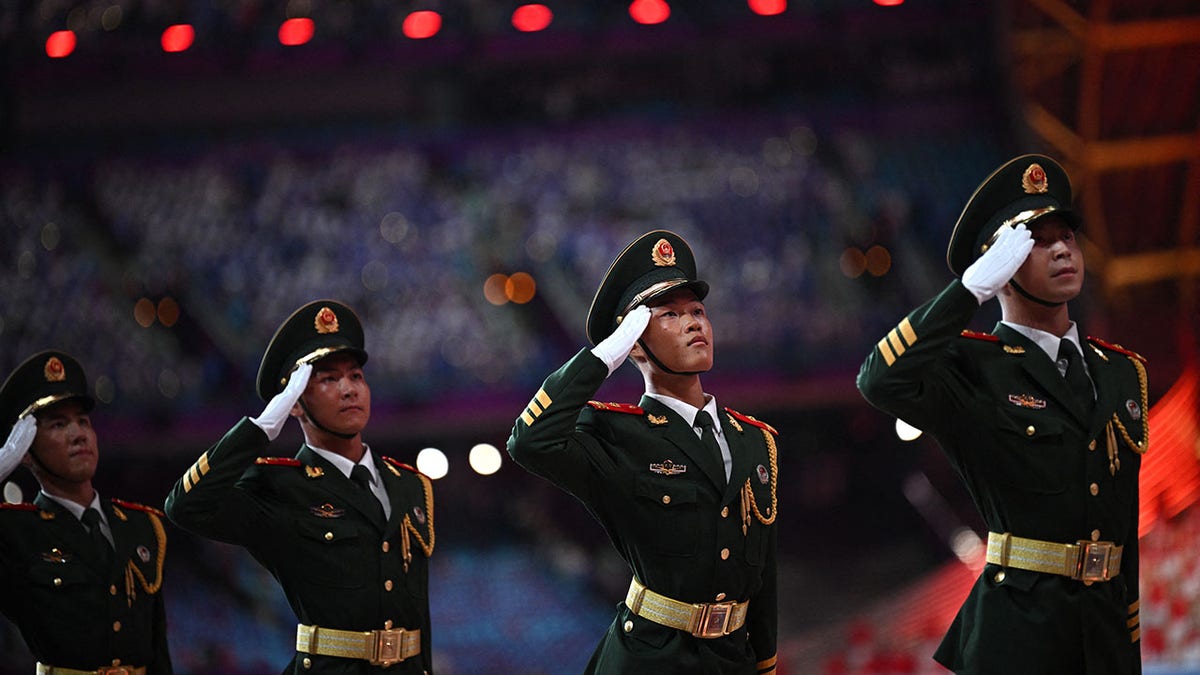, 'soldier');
858,155,1146,674
508,230,779,675
0,350,173,674
164,300,434,674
